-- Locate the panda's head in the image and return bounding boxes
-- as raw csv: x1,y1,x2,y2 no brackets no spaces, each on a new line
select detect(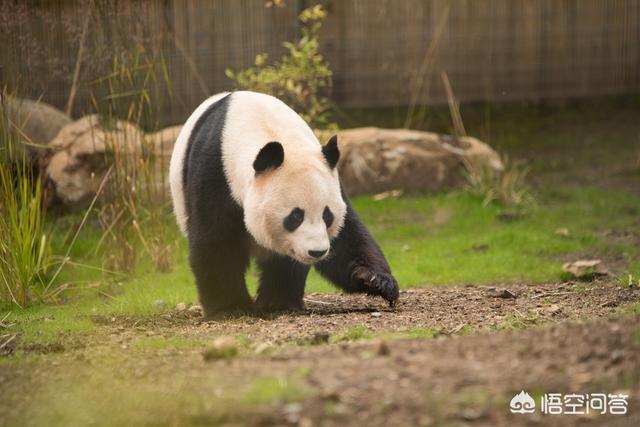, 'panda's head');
244,136,347,265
